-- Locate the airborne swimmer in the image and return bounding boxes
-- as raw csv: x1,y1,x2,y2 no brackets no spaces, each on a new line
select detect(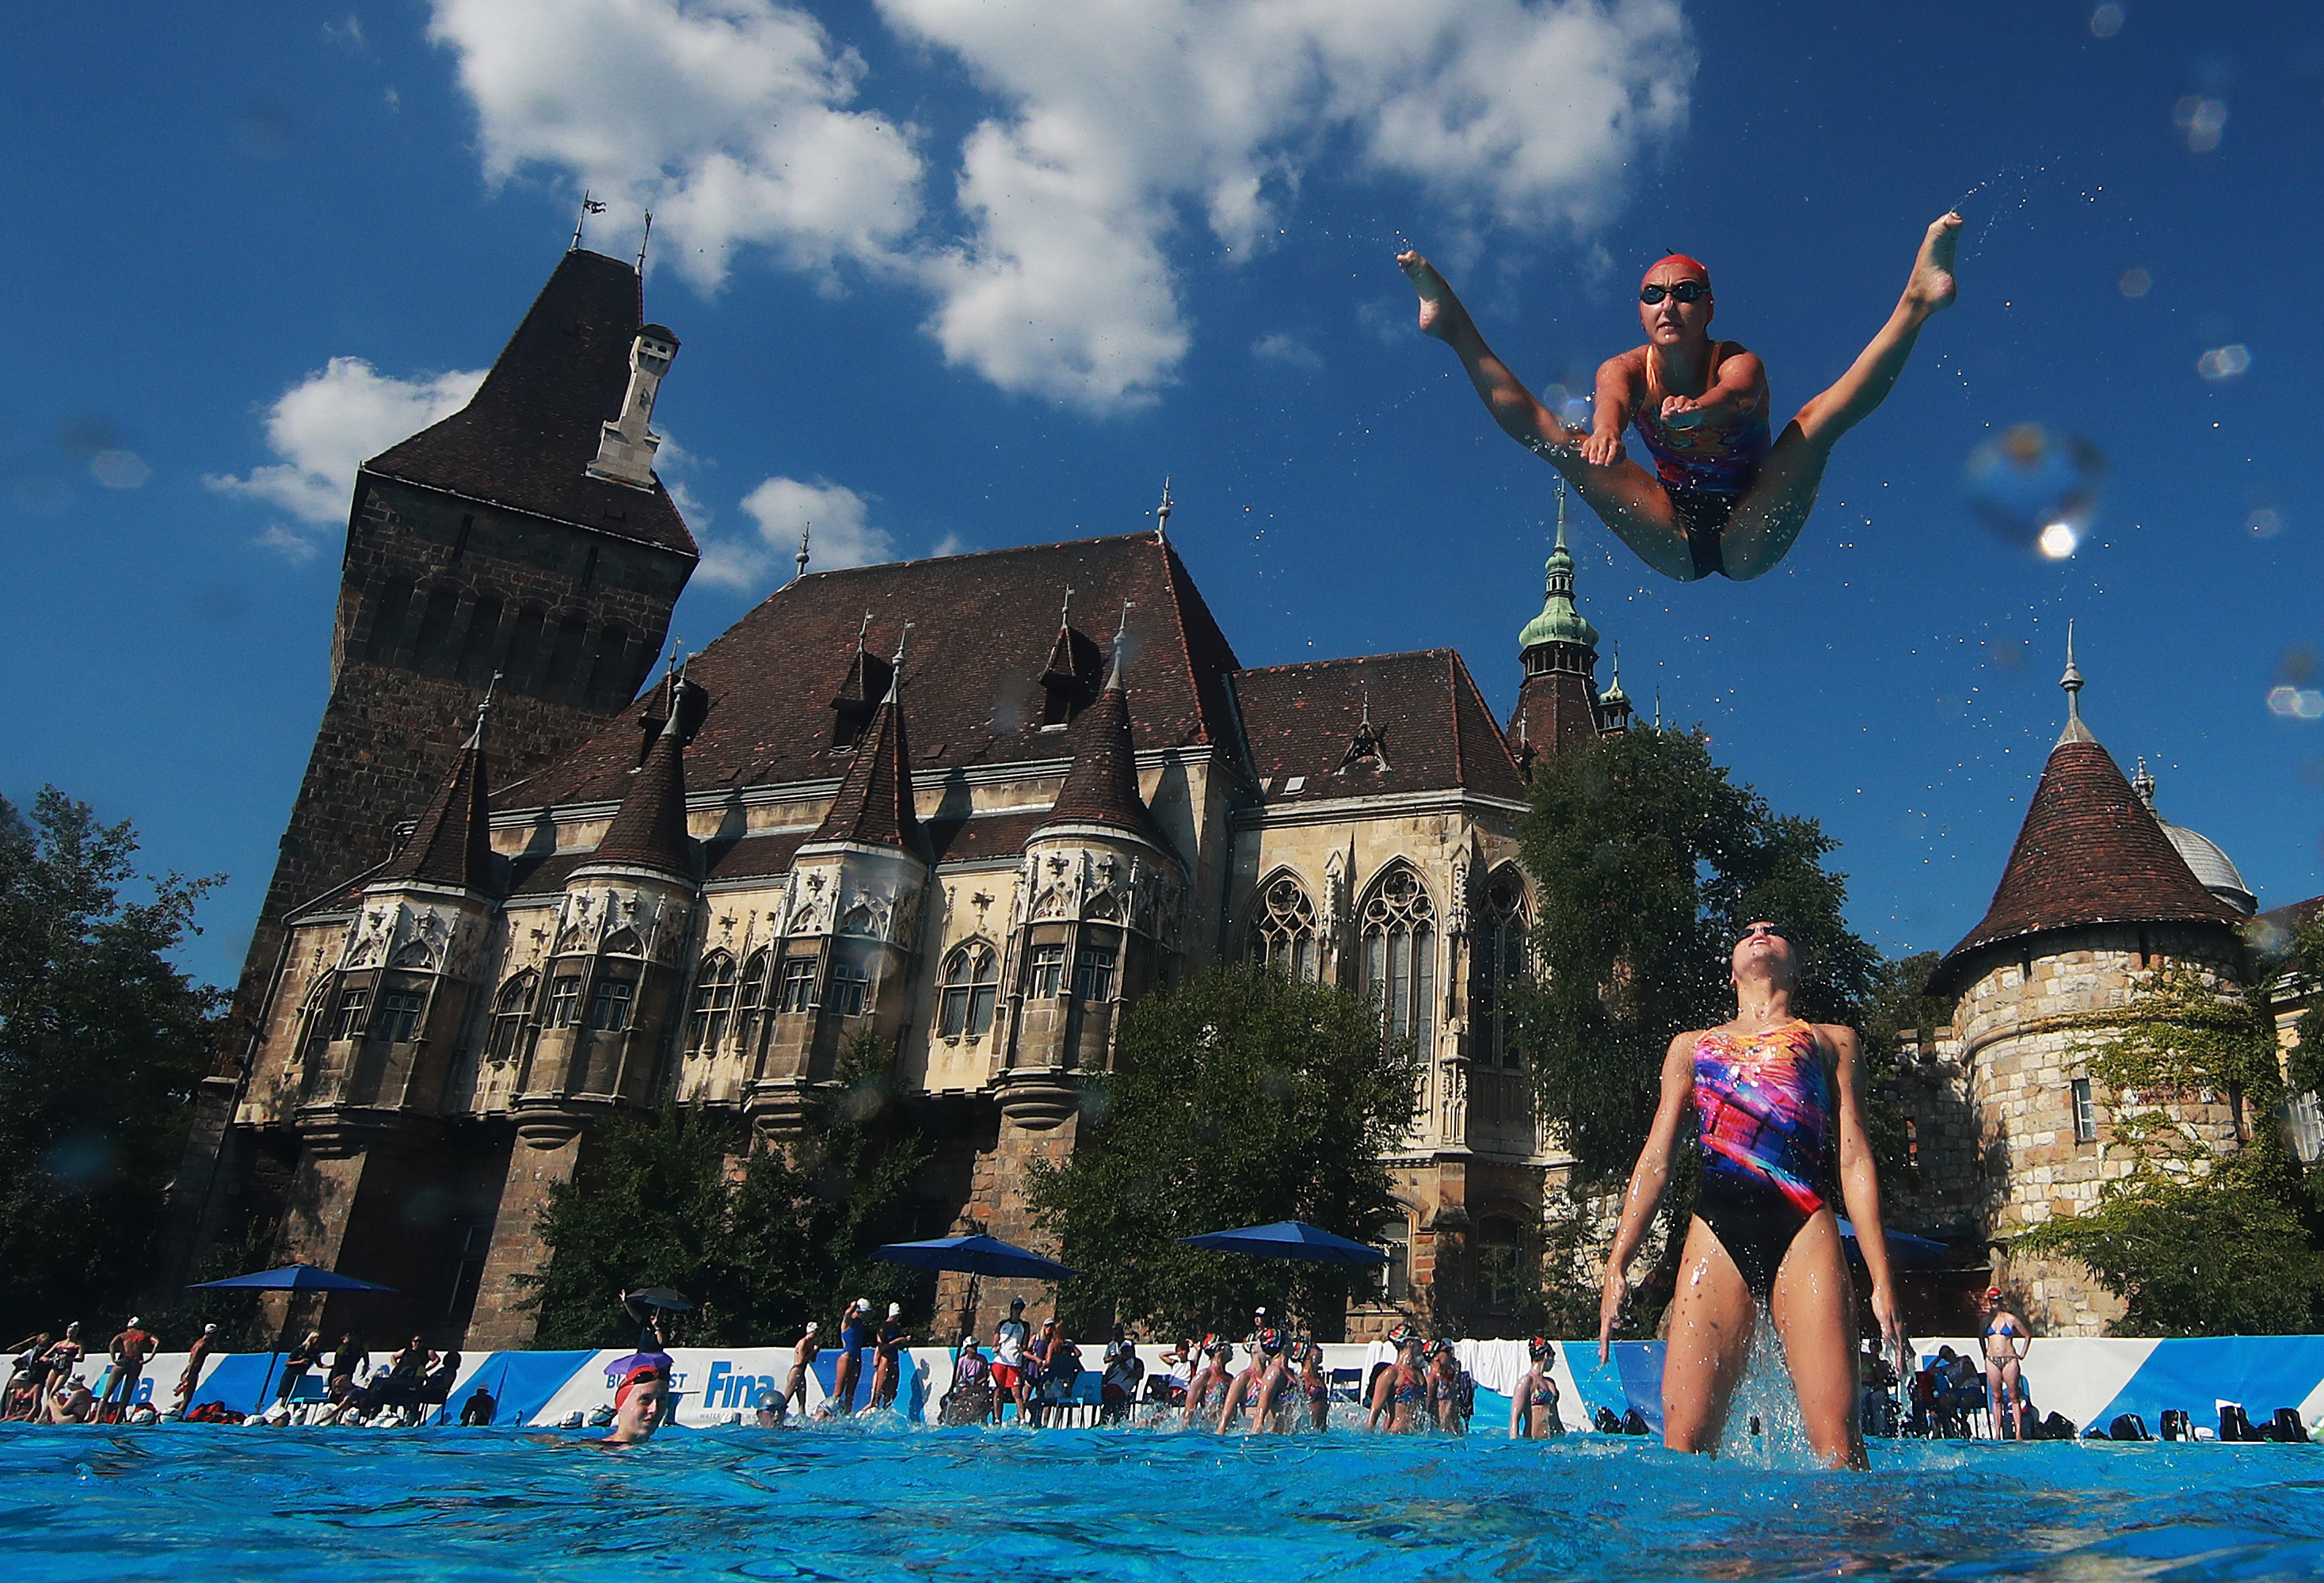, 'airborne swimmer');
1397,214,1961,582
